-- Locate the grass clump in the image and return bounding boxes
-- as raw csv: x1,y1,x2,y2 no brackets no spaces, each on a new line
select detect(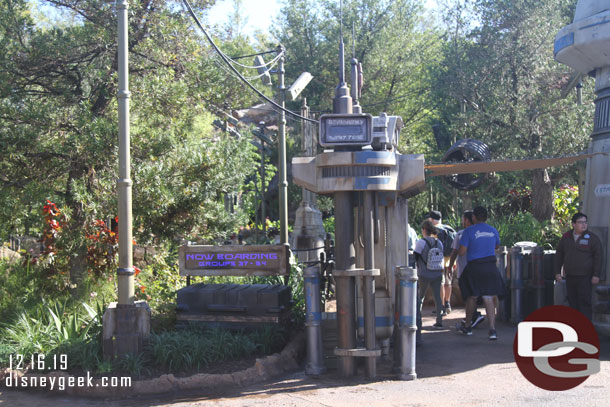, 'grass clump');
148,325,288,374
